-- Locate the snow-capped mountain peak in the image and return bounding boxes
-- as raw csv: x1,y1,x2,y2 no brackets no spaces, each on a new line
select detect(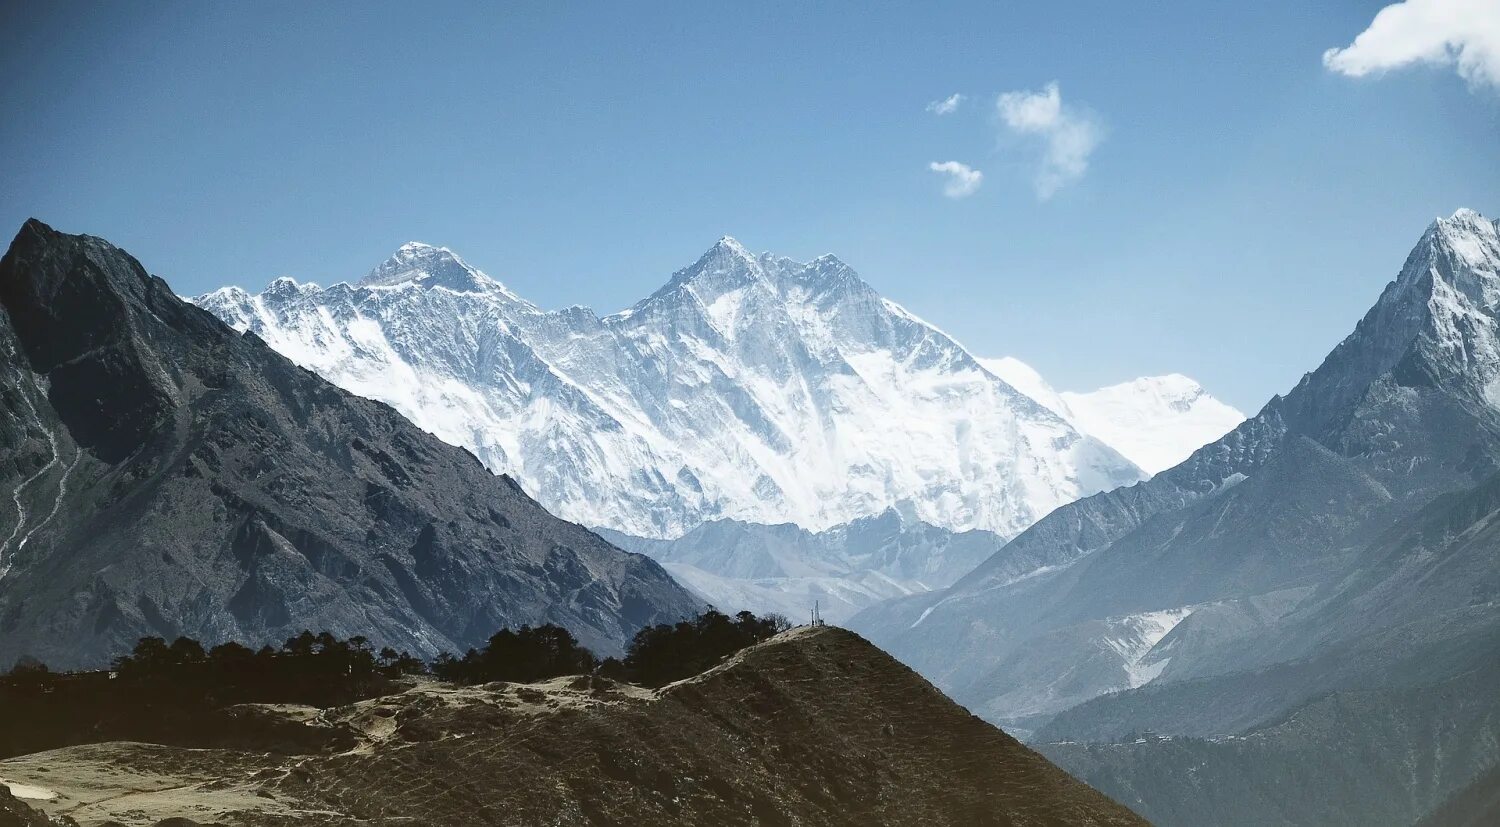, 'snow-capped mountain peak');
980,357,1244,475
1427,208,1500,298
790,254,863,296
197,237,1148,539
262,275,319,299
643,235,768,307
360,241,526,302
